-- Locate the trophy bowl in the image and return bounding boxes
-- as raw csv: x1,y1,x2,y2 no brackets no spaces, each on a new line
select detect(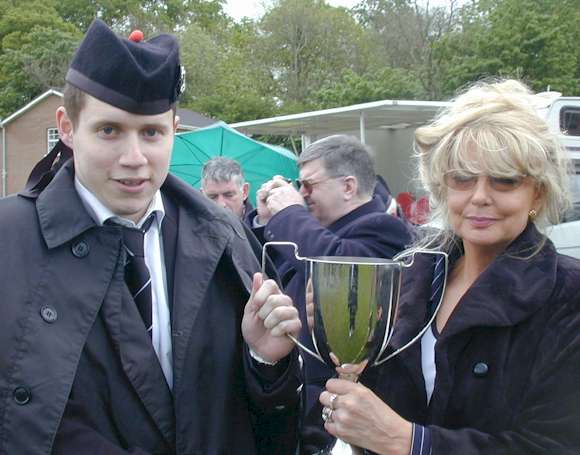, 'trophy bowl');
307,256,401,377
